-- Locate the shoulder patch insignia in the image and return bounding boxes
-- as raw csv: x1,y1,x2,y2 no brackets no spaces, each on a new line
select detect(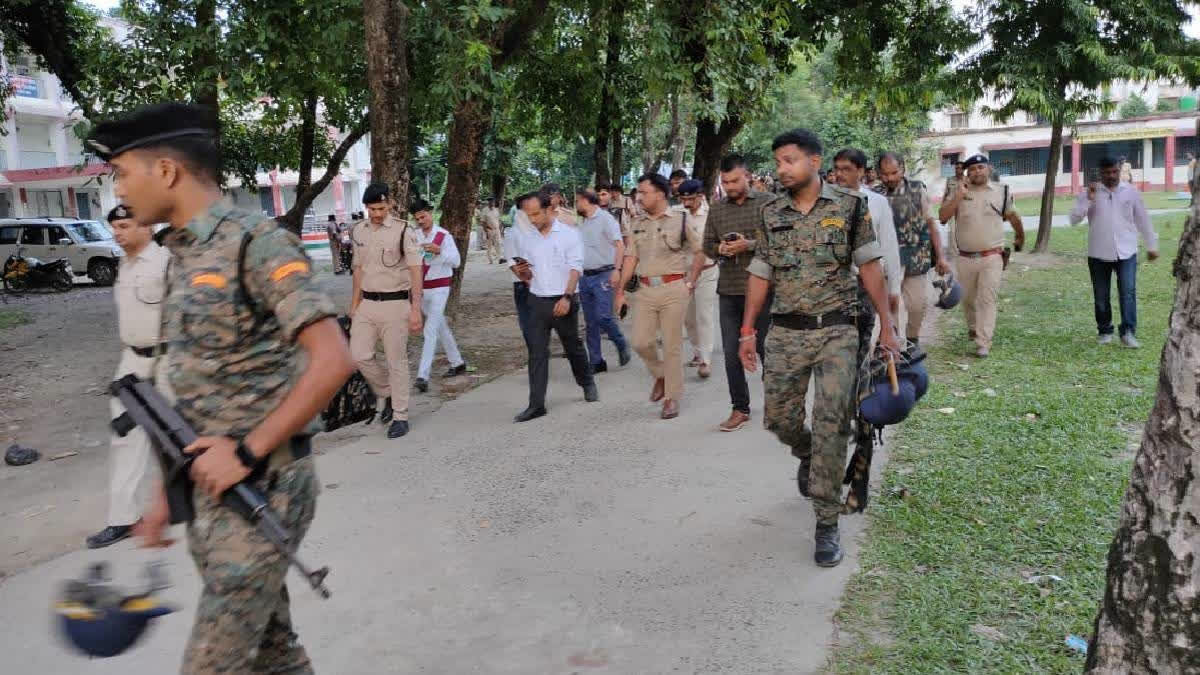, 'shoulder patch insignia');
819,217,846,229
270,261,310,282
191,273,227,289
